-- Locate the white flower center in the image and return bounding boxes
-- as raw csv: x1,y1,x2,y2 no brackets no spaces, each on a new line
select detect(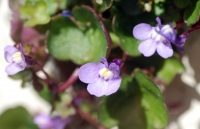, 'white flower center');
12,52,23,63
162,24,173,34
151,27,166,42
99,67,113,80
